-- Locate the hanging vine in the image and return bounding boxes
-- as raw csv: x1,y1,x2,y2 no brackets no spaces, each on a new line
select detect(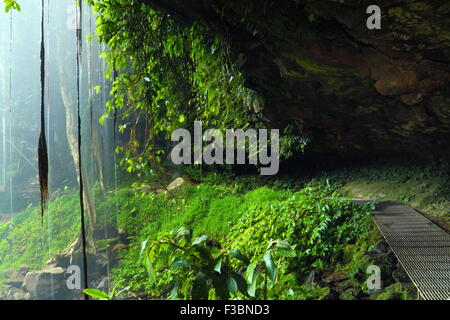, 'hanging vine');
88,0,264,177
75,0,89,298
37,0,49,219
